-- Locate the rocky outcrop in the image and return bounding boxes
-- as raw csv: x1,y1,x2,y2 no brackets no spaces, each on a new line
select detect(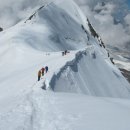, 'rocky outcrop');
120,68,130,83
0,27,3,32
